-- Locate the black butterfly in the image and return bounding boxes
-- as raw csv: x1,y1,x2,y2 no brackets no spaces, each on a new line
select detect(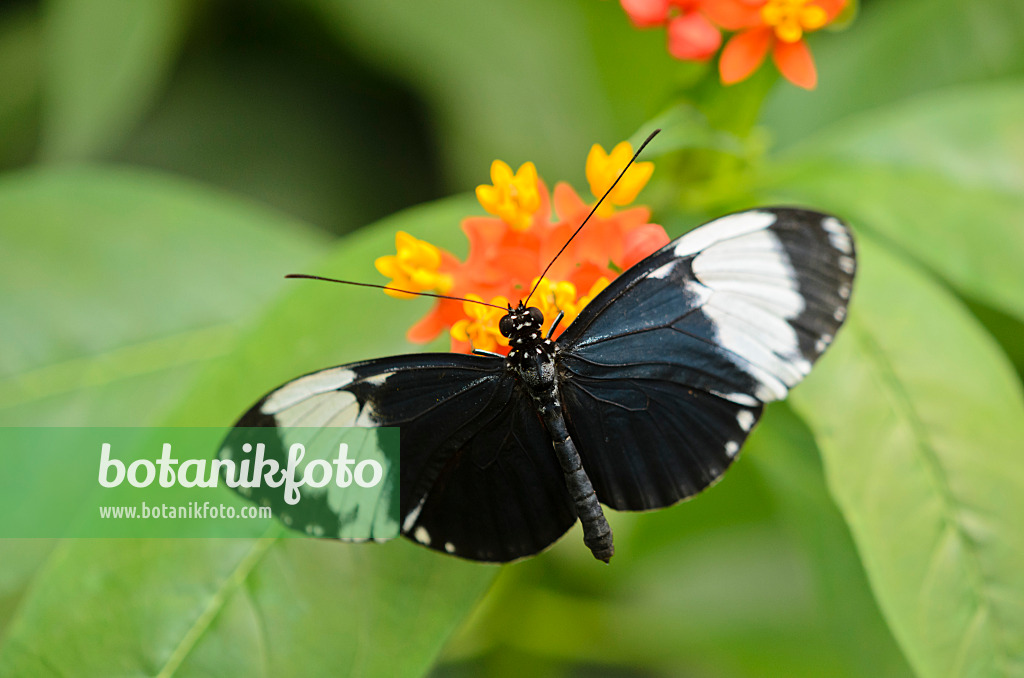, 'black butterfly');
221,207,855,562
